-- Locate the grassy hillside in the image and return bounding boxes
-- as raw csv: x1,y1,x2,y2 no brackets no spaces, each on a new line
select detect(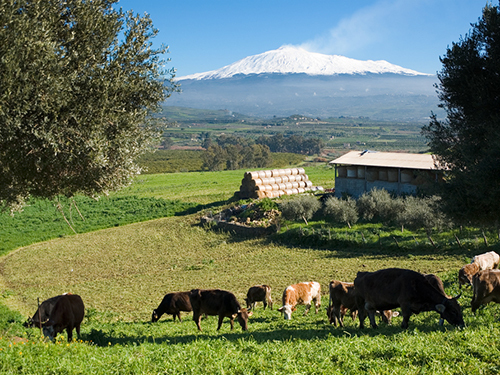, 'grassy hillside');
2,166,500,374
